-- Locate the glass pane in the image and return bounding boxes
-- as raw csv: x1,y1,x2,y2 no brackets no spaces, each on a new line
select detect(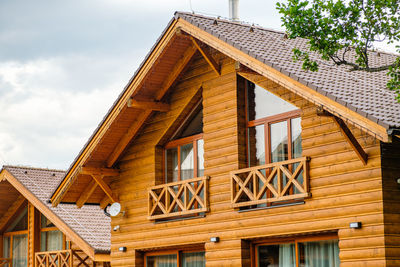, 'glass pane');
197,139,204,177
166,148,178,183
41,231,63,252
291,117,302,159
182,252,205,267
181,143,194,180
12,234,27,267
248,125,265,167
176,104,203,139
3,236,10,258
41,214,55,228
146,254,177,267
299,240,340,267
258,244,296,267
270,121,288,163
6,207,27,232
247,81,298,121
